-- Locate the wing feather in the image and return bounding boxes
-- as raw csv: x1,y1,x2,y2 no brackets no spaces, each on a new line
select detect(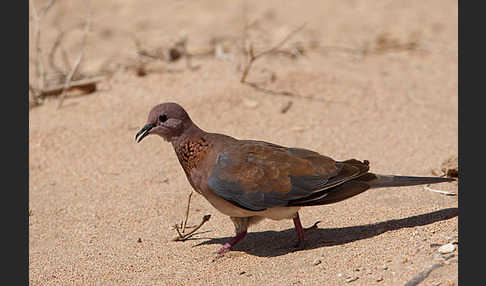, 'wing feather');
207,141,369,211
